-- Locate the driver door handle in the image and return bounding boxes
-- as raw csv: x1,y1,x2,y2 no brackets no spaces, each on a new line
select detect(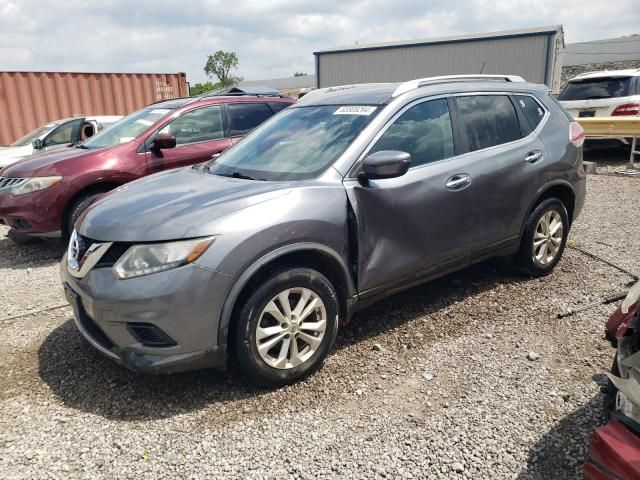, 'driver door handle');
525,150,543,164
445,173,471,191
